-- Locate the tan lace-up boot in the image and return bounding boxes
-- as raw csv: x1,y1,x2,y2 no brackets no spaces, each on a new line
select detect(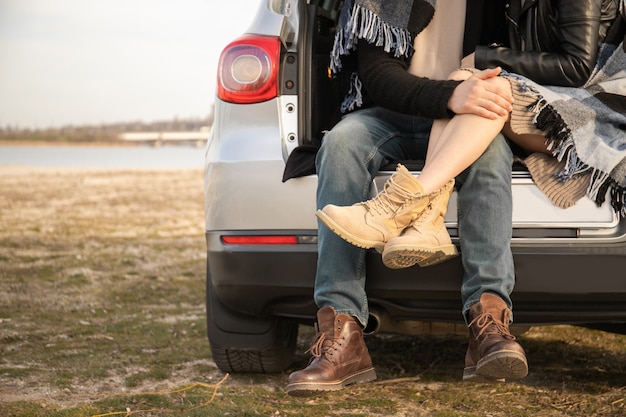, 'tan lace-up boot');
382,179,457,268
463,293,528,382
316,164,430,252
286,307,376,396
